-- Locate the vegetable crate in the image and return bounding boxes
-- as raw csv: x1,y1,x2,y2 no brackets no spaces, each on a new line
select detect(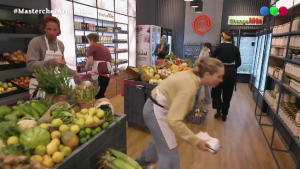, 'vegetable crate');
186,108,208,125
